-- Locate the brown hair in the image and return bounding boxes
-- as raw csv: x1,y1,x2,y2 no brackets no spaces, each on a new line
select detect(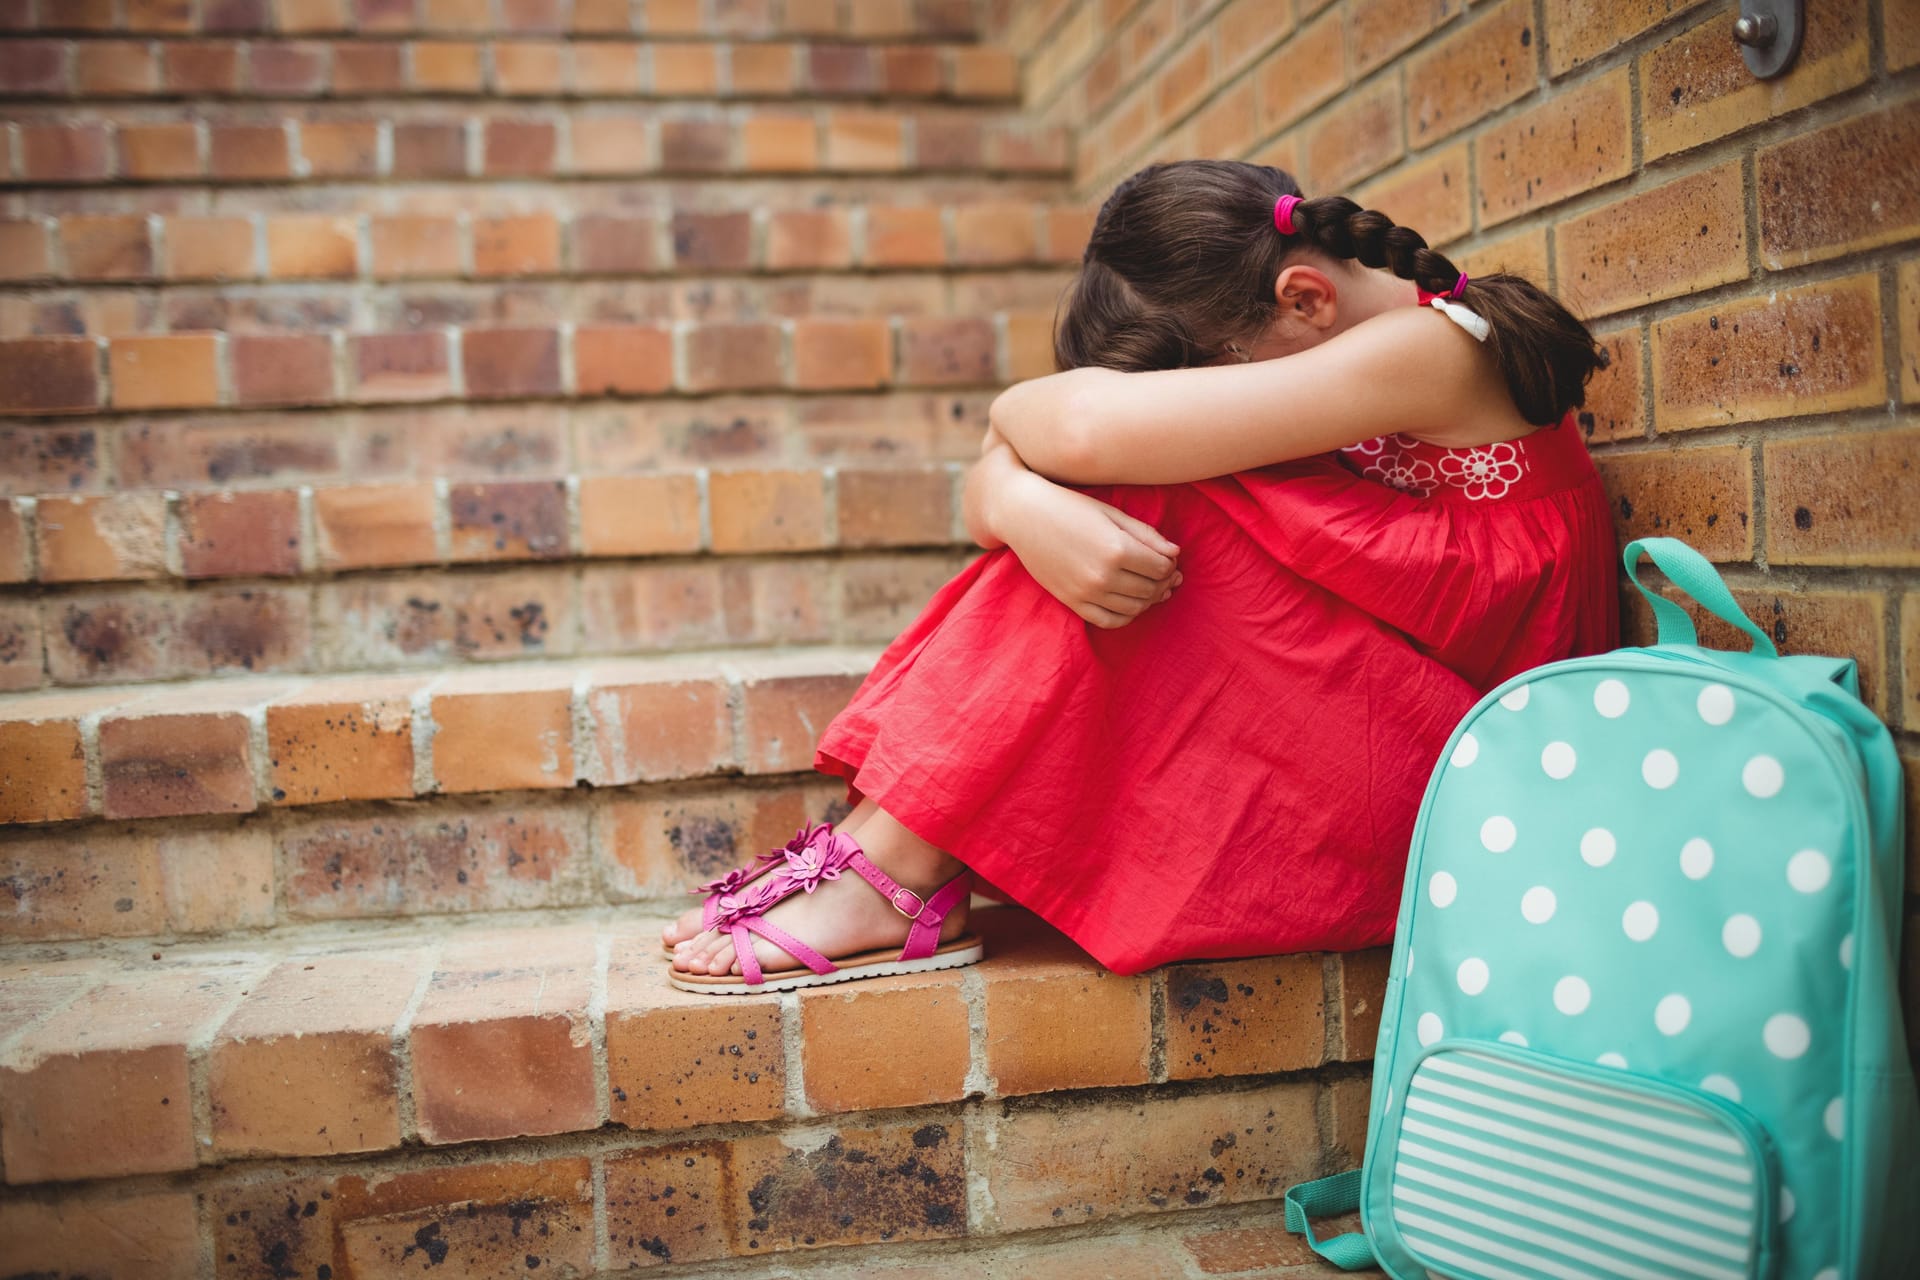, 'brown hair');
1055,160,1607,427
